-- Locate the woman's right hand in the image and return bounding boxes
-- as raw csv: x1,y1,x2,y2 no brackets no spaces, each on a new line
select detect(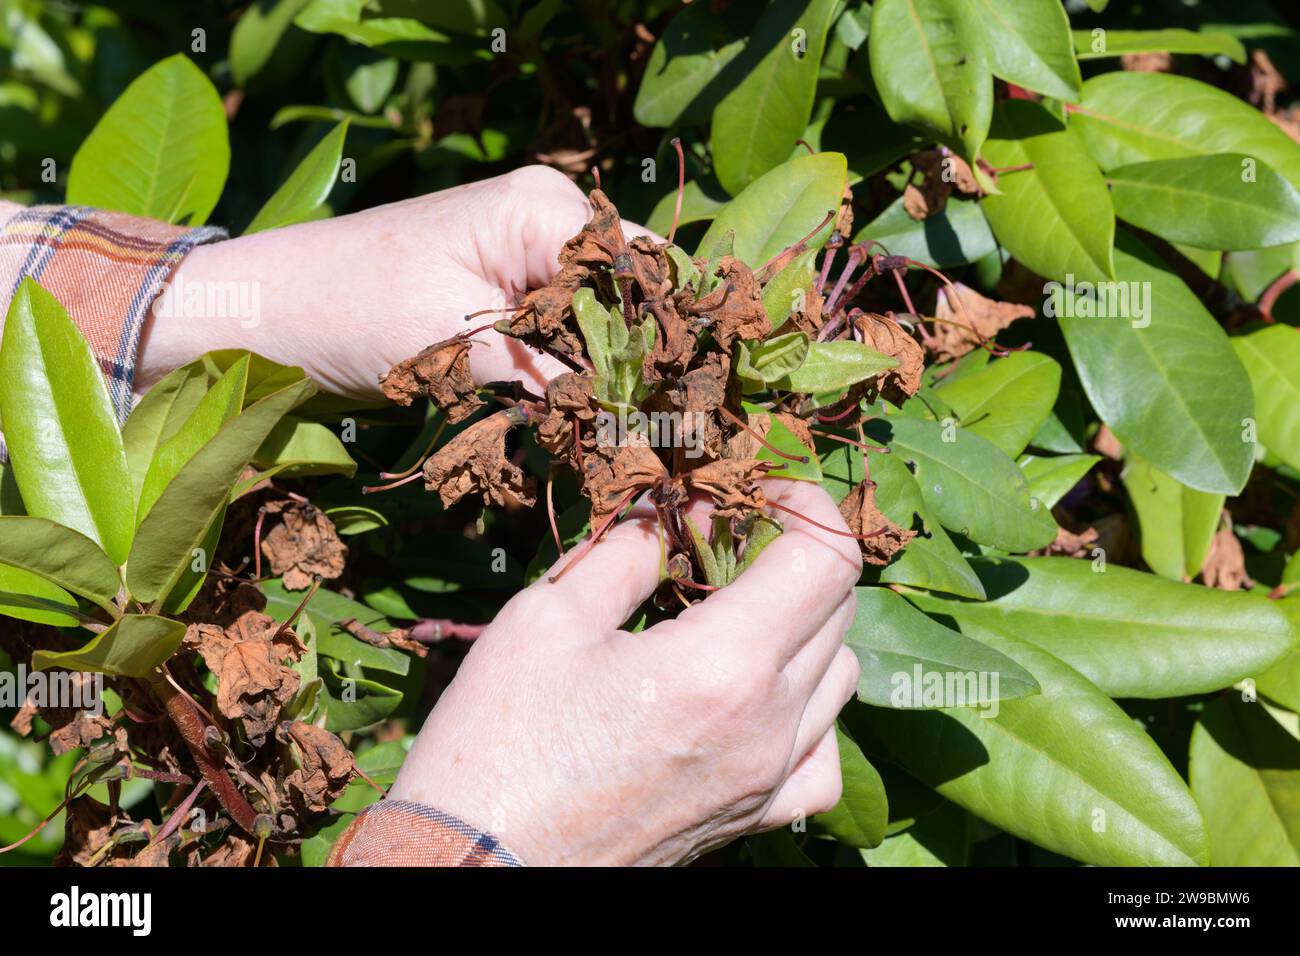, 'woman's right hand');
389,479,863,865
